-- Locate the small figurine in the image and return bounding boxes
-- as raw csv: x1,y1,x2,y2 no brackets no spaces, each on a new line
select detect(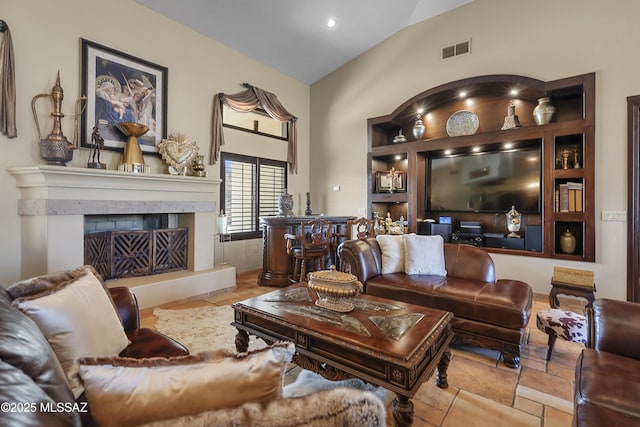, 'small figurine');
573,145,580,168
561,147,570,169
501,102,522,130
88,126,106,169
